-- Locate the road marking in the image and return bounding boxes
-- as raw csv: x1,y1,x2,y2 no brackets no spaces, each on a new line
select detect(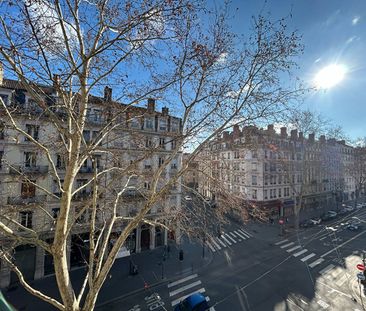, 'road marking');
210,238,221,250
230,232,241,241
171,288,206,306
240,229,253,237
301,253,315,262
320,230,366,258
220,235,232,246
169,280,202,297
319,264,335,275
309,258,324,268
206,241,216,252
215,237,227,248
225,233,237,244
317,299,329,309
239,229,252,238
319,236,328,241
336,274,348,287
280,242,295,249
293,249,307,257
168,274,198,288
287,245,301,253
234,230,247,240
275,239,289,245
